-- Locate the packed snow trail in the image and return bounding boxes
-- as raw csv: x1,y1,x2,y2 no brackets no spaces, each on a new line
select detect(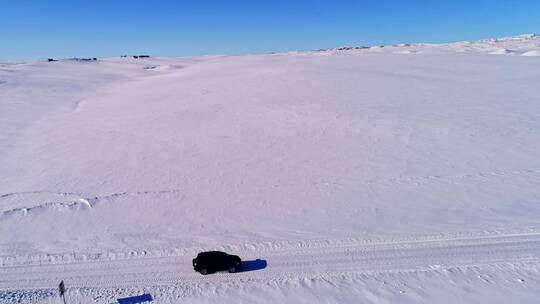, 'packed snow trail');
1,233,540,303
